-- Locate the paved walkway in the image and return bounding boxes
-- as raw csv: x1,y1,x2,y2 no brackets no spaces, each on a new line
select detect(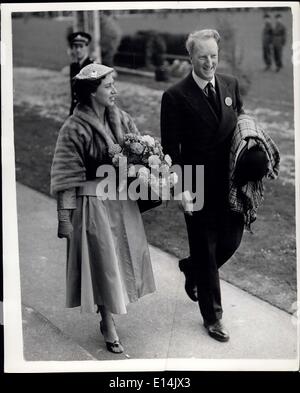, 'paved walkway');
16,183,298,369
